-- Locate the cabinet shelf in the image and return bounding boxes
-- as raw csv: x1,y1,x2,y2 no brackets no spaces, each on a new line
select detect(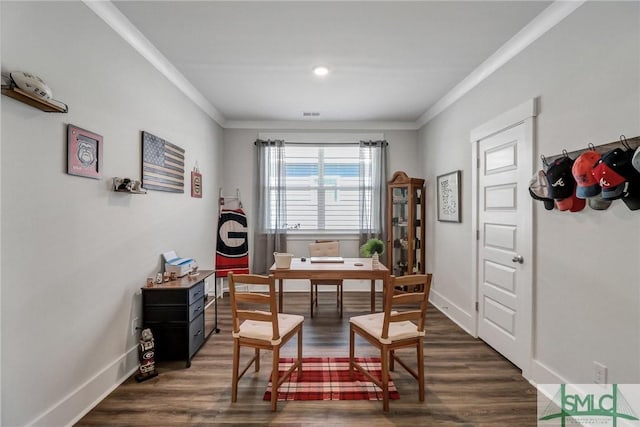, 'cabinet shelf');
1,85,68,113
